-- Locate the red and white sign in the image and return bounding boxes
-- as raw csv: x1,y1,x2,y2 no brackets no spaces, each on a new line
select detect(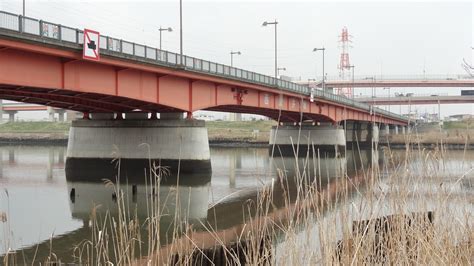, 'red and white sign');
83,29,100,61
